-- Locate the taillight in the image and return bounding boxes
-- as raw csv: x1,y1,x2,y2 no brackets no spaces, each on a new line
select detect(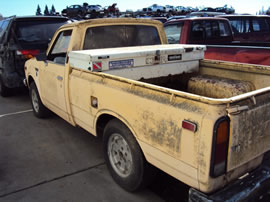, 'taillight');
16,50,40,59
210,116,230,177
